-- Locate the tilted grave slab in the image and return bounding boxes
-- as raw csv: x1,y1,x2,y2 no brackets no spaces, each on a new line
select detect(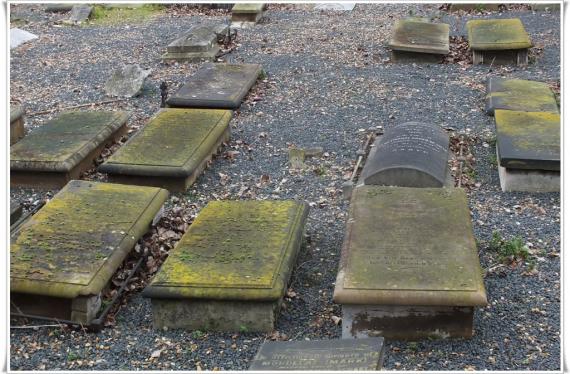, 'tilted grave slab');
334,186,487,340
360,122,452,187
99,108,232,192
389,19,450,63
231,3,265,24
249,337,385,371
467,18,532,65
163,24,229,62
10,111,129,189
10,180,168,324
10,105,25,145
10,200,23,225
485,77,559,116
166,63,263,109
495,109,560,192
143,200,309,332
